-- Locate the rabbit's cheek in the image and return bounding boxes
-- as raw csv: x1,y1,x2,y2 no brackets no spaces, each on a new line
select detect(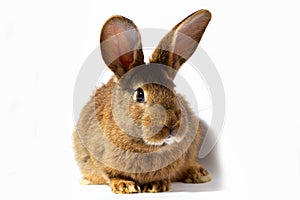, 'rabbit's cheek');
174,134,185,143
142,115,152,127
